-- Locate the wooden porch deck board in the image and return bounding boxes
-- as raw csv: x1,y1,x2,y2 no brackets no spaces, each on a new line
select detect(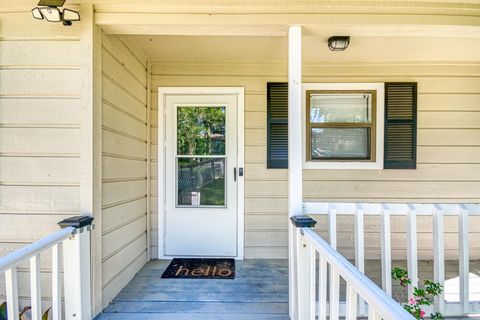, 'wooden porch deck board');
98,259,290,320
97,259,480,320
